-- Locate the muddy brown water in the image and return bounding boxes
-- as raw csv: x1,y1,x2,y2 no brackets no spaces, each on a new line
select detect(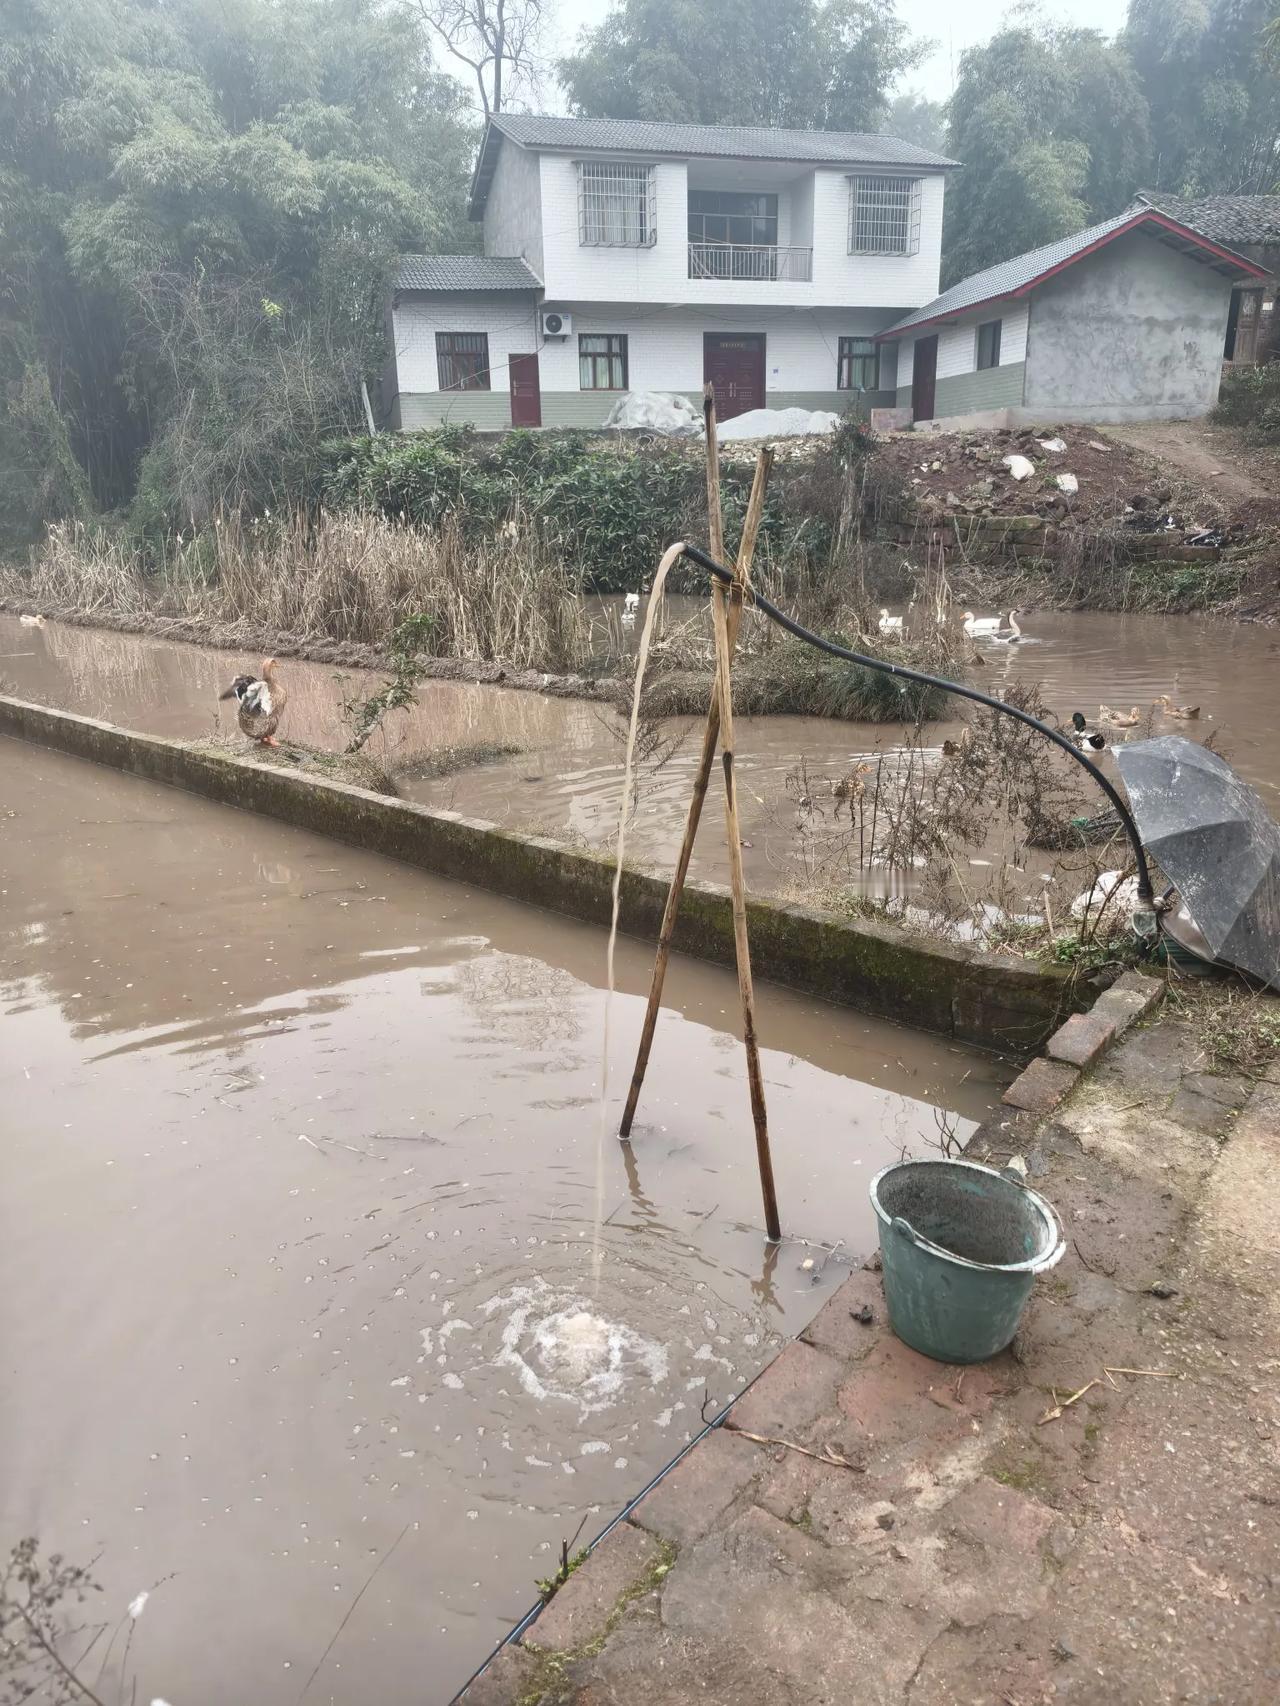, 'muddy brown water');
4,608,1277,910
0,737,1007,1704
